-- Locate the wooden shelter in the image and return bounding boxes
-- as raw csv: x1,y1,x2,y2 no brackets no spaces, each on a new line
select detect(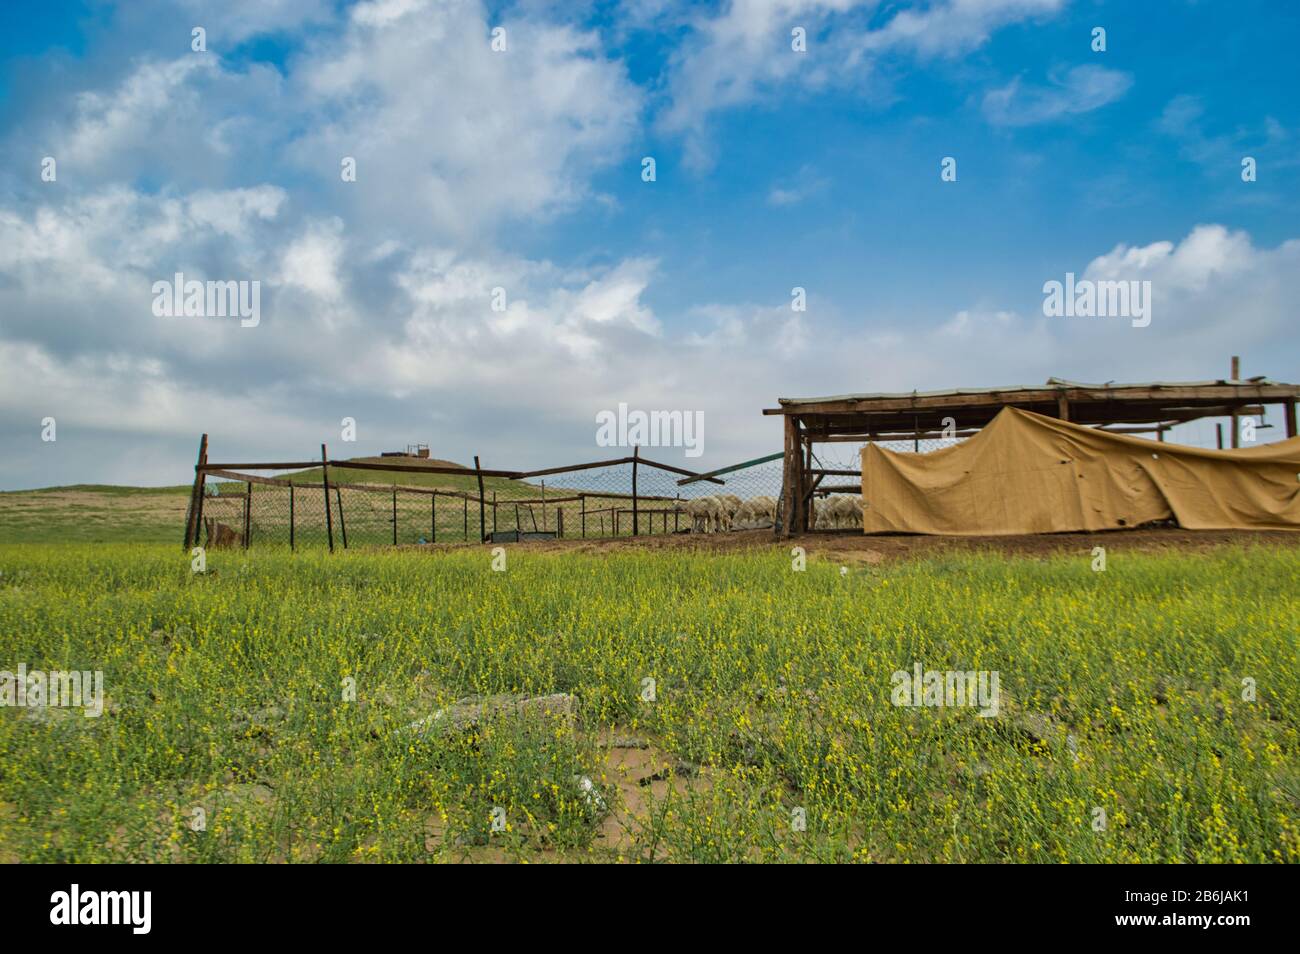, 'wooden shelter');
764,373,1300,536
